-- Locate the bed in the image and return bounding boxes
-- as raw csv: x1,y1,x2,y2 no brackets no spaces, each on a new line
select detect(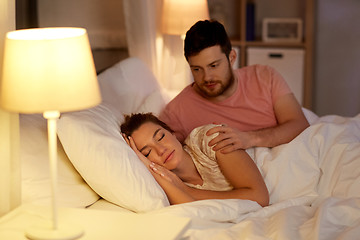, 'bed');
19,57,360,239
